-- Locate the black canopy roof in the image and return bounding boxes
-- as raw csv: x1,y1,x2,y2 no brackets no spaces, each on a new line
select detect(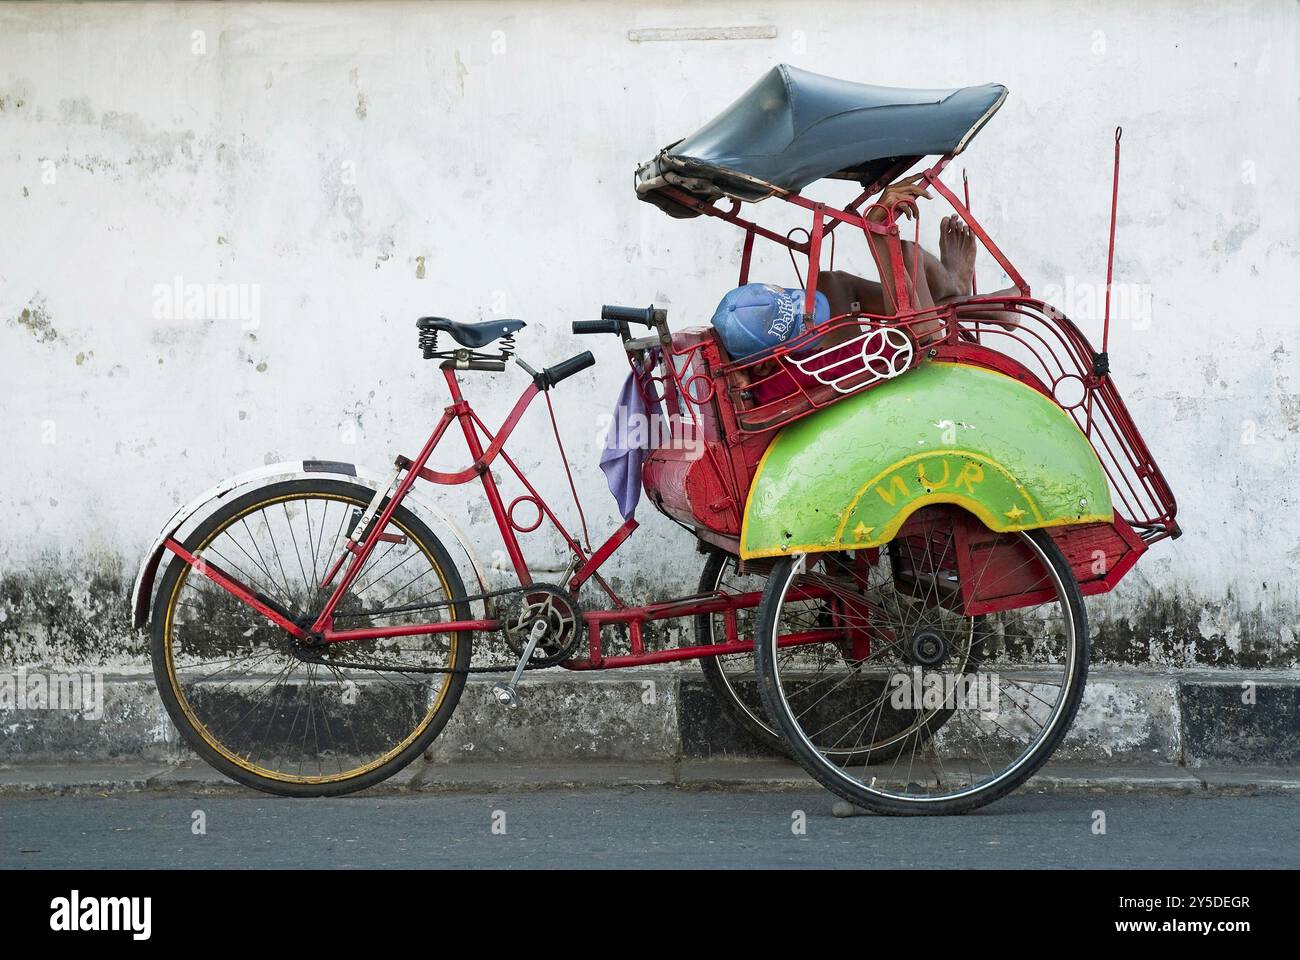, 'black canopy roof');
636,65,1007,214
